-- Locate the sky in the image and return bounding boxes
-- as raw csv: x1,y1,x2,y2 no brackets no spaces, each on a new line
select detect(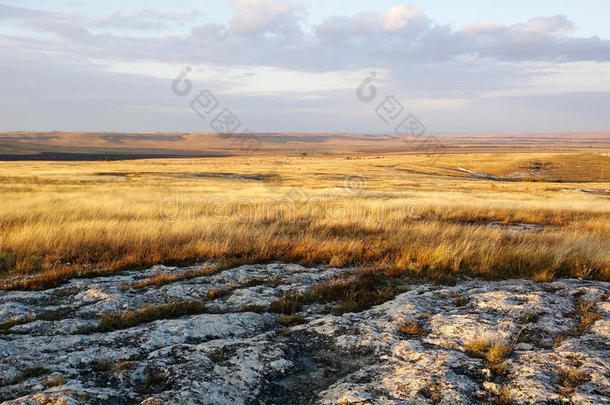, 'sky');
1,0,609,134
